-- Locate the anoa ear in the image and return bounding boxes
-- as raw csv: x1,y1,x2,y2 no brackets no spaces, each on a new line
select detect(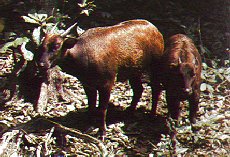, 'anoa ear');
192,57,199,69
169,63,177,67
168,62,179,70
62,38,78,50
